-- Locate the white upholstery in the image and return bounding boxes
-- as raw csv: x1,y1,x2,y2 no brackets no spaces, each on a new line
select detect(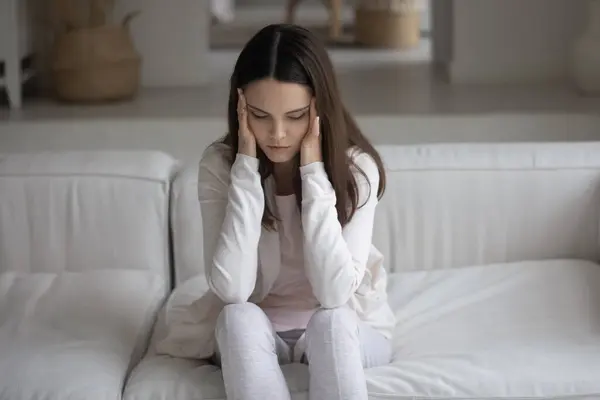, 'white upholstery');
2,143,600,400
377,258,600,399
0,151,178,400
0,151,176,277
128,259,600,400
374,142,600,272
169,159,206,285
127,142,600,400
